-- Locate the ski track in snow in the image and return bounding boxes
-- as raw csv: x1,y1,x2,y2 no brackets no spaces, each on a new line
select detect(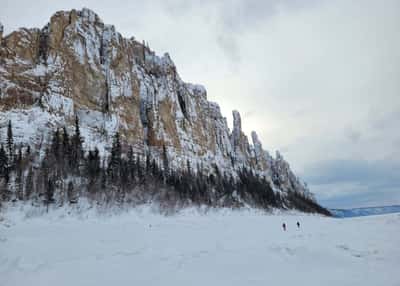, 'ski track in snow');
0,206,399,286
